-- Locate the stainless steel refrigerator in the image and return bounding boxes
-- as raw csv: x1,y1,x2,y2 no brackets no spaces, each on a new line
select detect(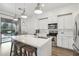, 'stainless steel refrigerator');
73,14,79,55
